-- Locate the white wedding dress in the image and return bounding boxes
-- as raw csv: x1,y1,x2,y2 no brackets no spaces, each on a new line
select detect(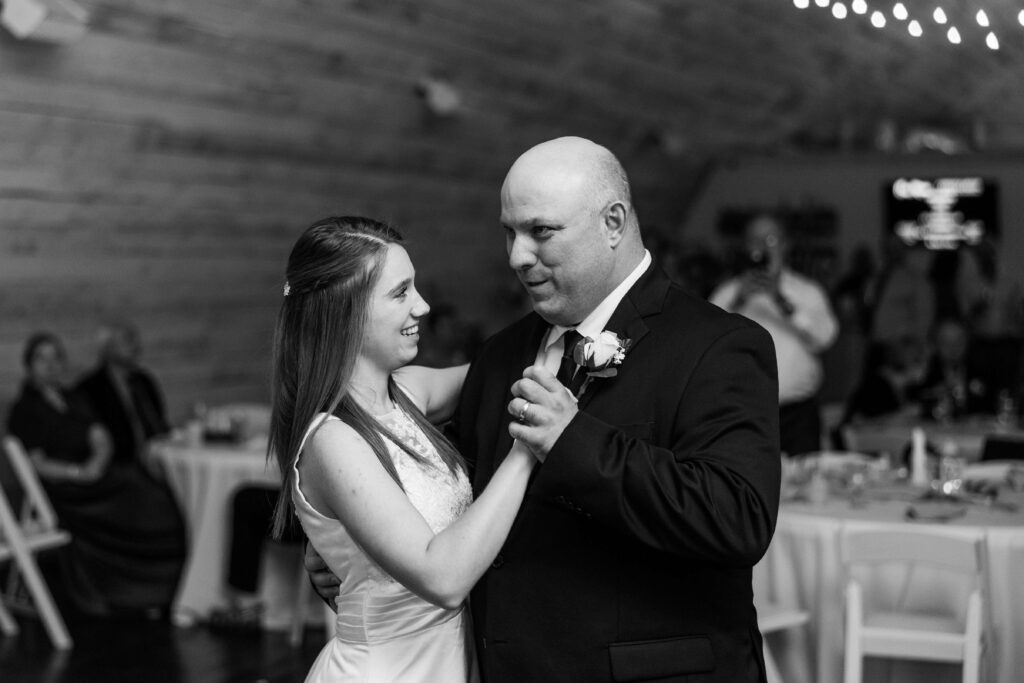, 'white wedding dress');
292,409,479,682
